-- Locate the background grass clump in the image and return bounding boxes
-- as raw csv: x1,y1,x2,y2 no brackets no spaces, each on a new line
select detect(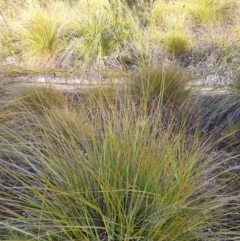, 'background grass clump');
129,63,192,103
148,0,193,54
8,1,72,66
187,0,238,24
73,1,136,66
